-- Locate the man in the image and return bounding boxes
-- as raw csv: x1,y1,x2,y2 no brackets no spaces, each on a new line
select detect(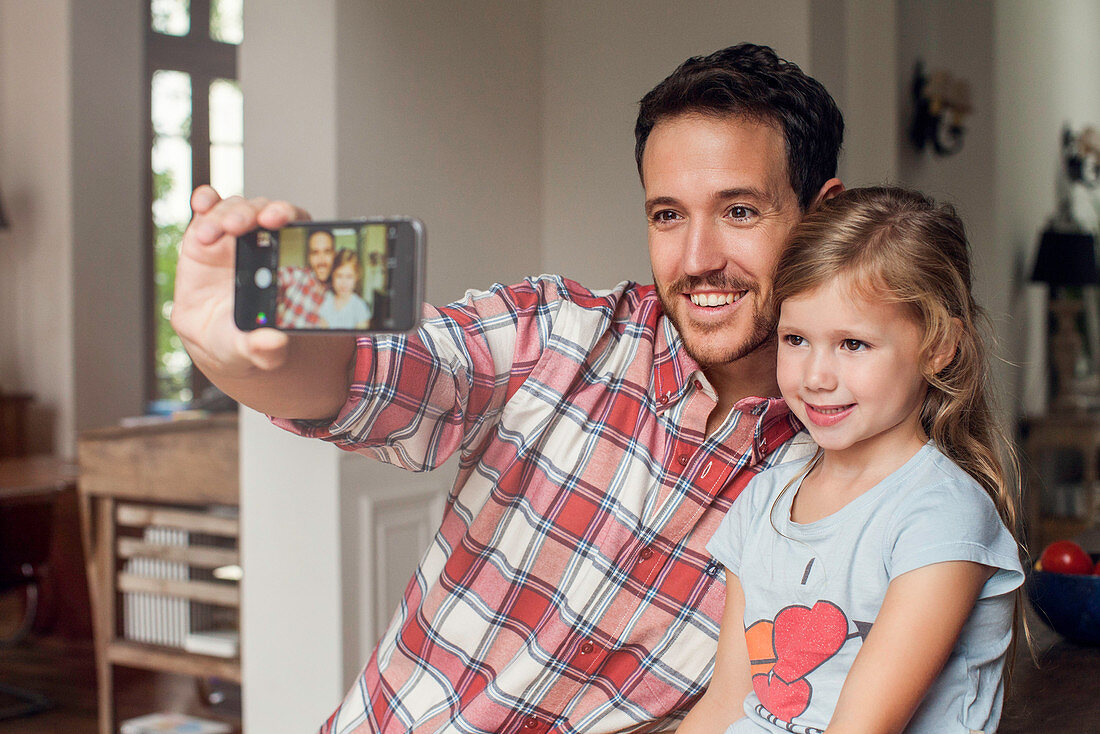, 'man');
277,228,336,328
172,43,844,733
